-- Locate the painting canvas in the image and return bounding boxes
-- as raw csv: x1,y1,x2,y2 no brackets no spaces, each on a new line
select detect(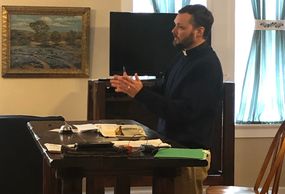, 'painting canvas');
2,6,90,77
